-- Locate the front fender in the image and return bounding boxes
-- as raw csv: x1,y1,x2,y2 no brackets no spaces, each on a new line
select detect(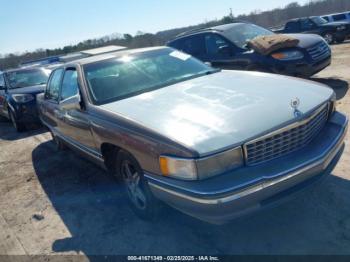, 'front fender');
5,96,17,115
